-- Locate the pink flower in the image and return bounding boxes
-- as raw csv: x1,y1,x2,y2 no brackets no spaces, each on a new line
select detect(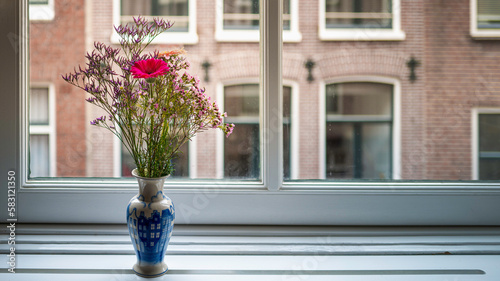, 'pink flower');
130,59,169,79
